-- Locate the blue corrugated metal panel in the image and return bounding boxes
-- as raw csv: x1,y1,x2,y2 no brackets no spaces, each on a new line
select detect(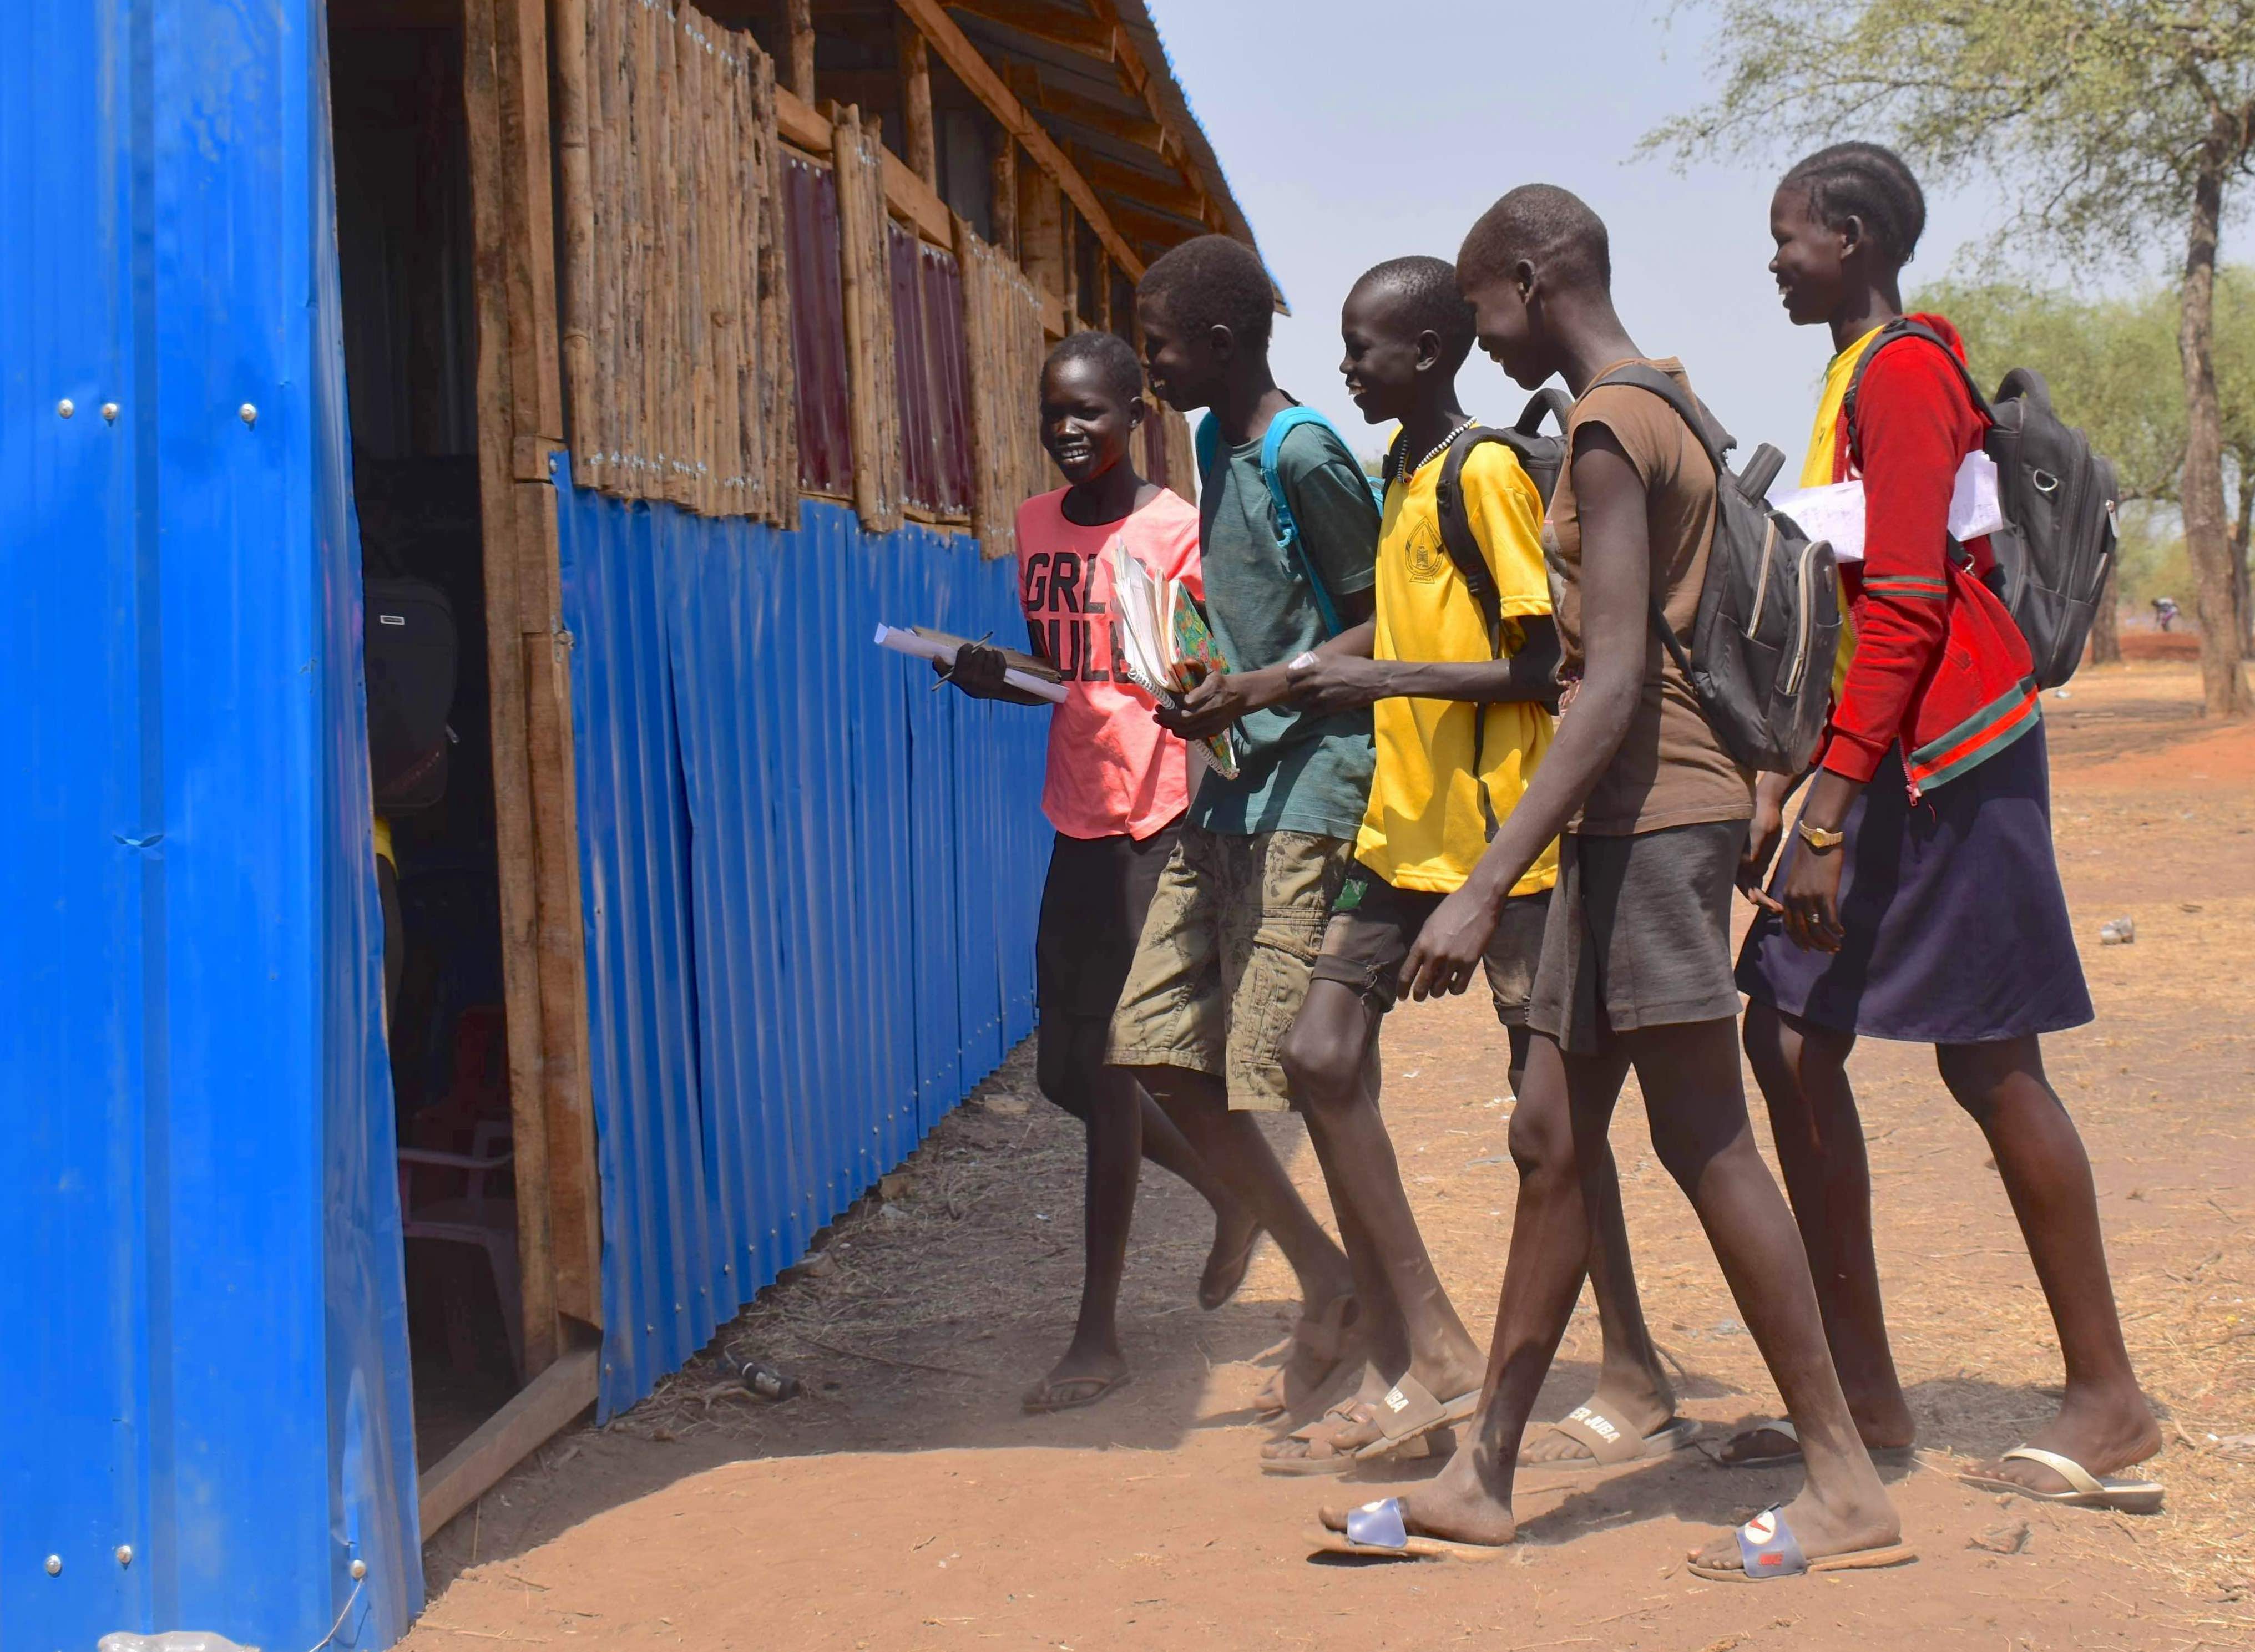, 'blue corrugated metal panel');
557,473,1048,1418
0,3,418,1648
